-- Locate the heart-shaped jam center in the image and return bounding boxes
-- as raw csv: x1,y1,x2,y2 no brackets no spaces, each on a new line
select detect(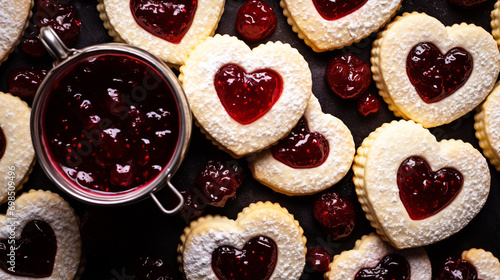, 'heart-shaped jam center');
397,156,463,220
271,117,330,168
312,0,369,20
214,64,283,125
355,254,410,280
0,220,57,278
0,127,5,161
406,42,473,103
211,236,277,280
130,0,198,44
436,256,481,280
